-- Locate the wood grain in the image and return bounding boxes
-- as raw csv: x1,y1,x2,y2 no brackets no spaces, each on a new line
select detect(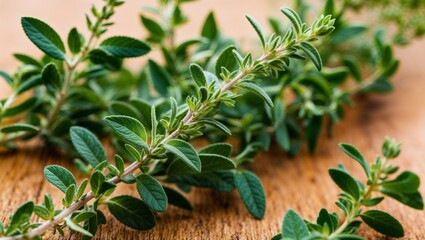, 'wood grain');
0,1,424,239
